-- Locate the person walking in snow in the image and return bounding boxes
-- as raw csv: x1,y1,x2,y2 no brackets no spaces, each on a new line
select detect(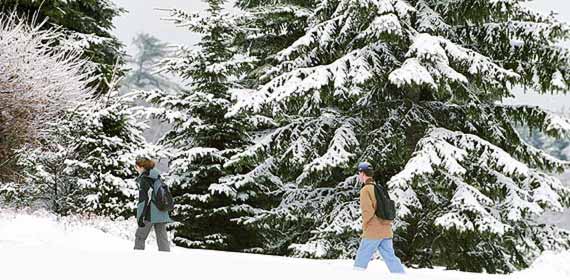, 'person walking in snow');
133,156,172,252
353,162,405,273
